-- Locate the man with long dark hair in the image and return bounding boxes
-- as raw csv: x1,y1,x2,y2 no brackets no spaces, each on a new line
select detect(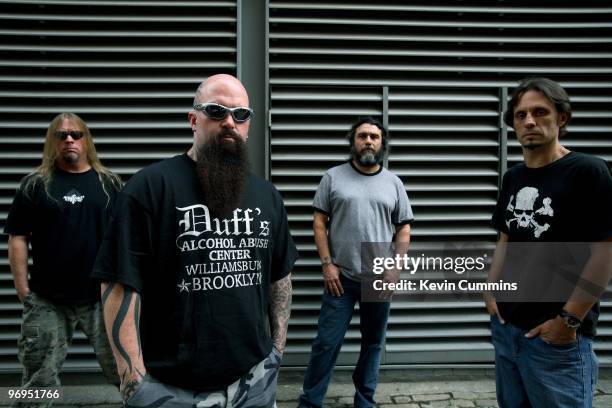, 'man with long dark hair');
299,117,413,408
5,113,121,405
